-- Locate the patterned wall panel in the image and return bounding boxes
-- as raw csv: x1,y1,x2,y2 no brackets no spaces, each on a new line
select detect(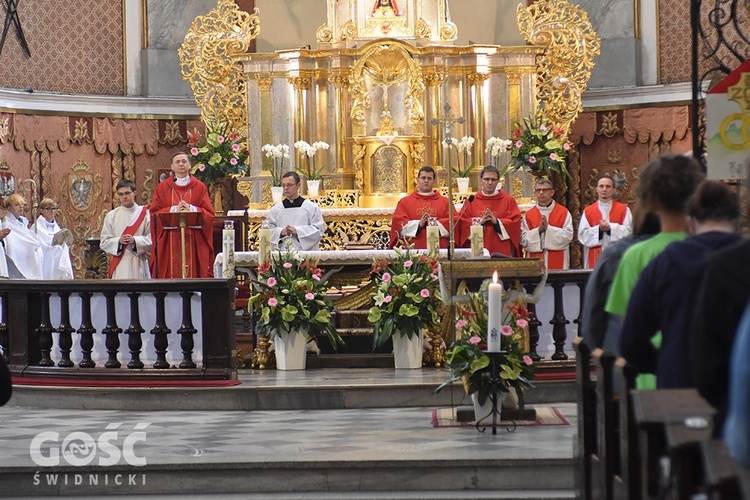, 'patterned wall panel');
0,0,123,95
